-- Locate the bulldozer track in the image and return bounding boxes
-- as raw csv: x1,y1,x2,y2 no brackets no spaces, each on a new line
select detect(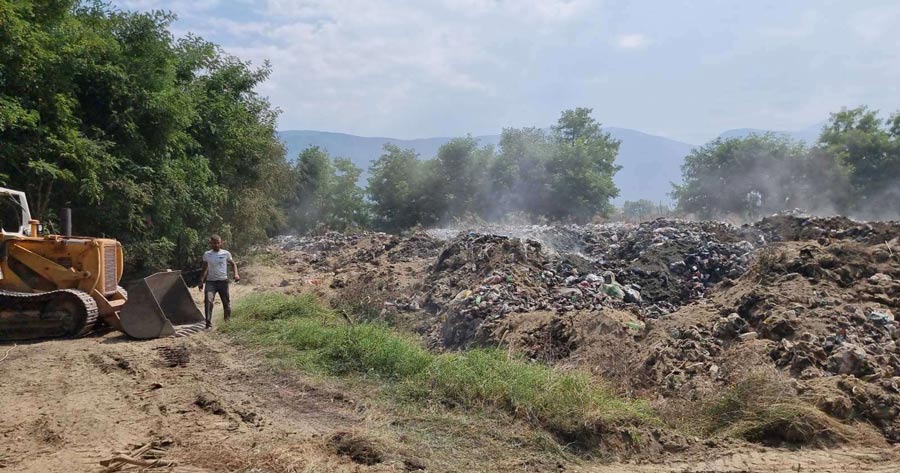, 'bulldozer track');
0,289,98,340
155,345,190,367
